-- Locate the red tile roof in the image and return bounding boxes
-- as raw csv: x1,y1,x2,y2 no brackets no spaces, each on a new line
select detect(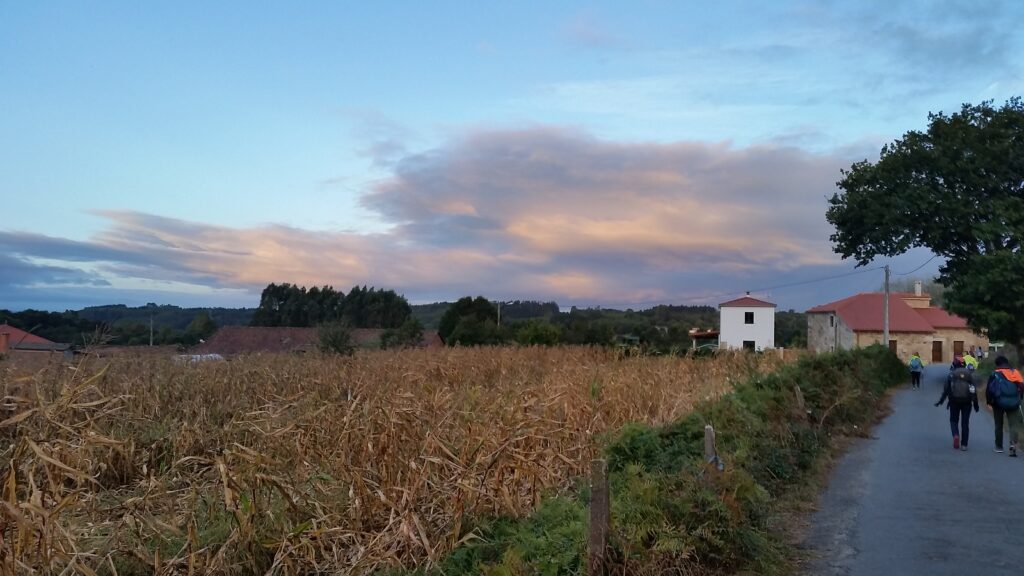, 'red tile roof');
914,307,969,329
719,296,776,308
806,293,967,333
195,326,318,355
0,324,55,345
